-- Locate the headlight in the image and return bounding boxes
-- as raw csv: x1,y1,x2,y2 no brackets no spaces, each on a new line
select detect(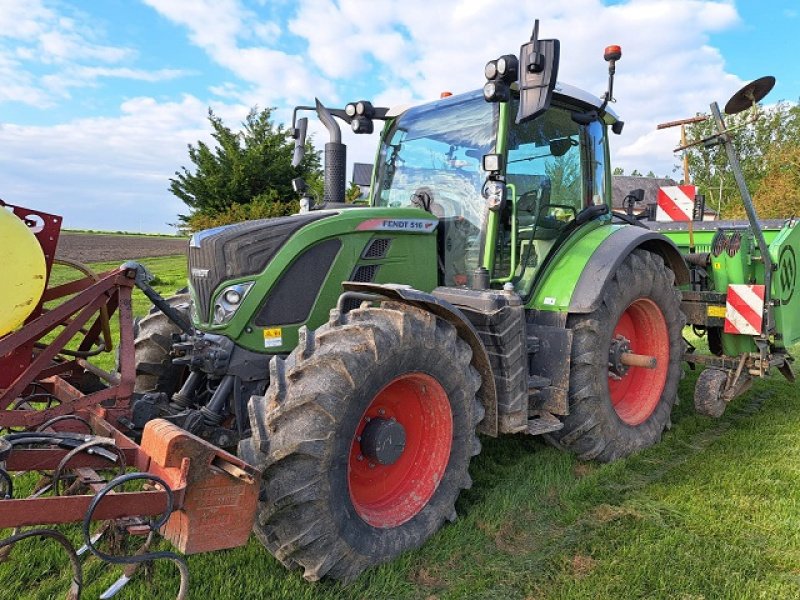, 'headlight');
223,289,242,304
212,281,253,325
